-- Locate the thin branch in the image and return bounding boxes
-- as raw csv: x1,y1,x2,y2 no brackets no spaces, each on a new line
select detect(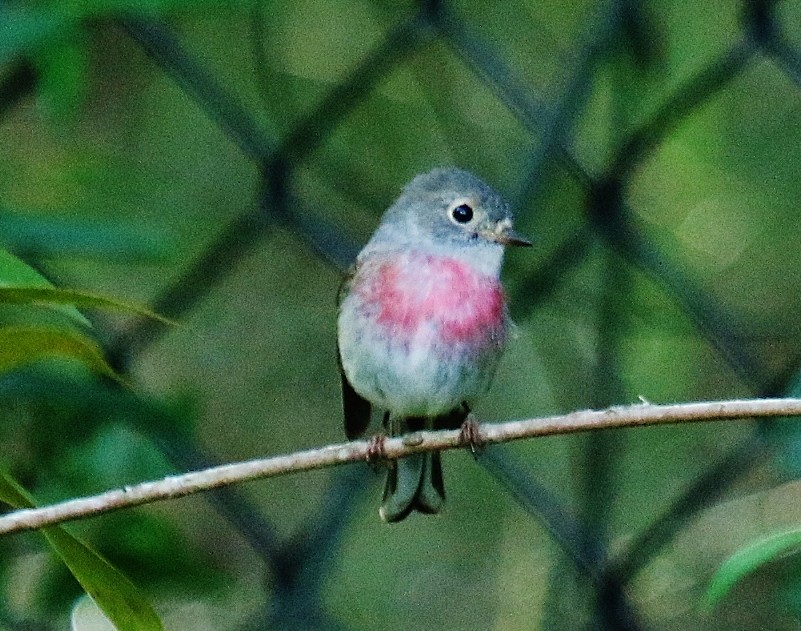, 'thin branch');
1,398,799,536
